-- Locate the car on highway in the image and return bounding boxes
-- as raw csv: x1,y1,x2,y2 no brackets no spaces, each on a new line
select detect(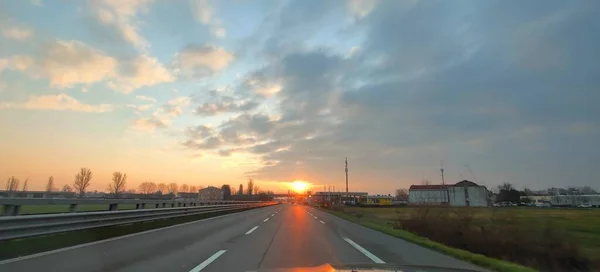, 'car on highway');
577,204,592,208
